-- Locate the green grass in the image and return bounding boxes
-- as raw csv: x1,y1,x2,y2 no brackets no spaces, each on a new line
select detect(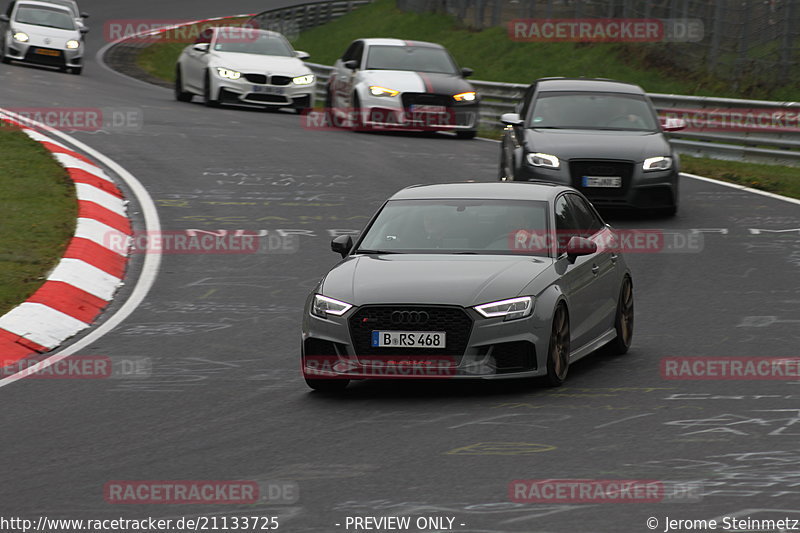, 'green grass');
680,155,800,199
0,127,77,316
